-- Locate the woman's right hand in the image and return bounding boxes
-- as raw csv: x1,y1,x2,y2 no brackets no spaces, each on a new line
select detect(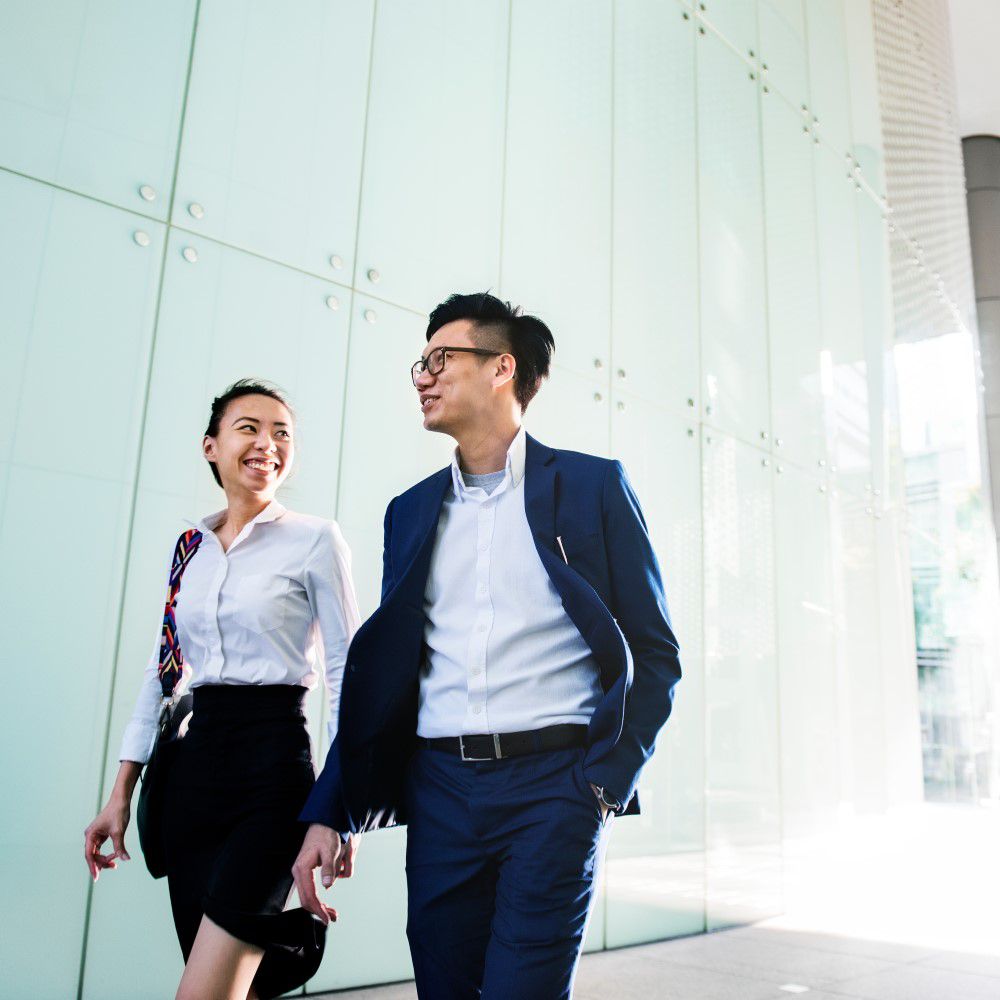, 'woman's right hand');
84,760,141,881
